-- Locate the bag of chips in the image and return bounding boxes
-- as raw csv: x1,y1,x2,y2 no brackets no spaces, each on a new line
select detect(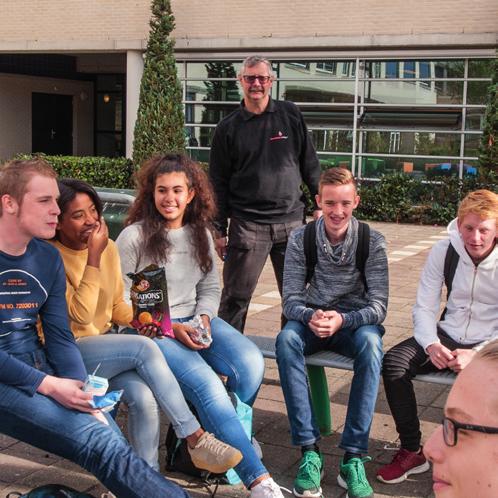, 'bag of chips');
127,264,173,338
